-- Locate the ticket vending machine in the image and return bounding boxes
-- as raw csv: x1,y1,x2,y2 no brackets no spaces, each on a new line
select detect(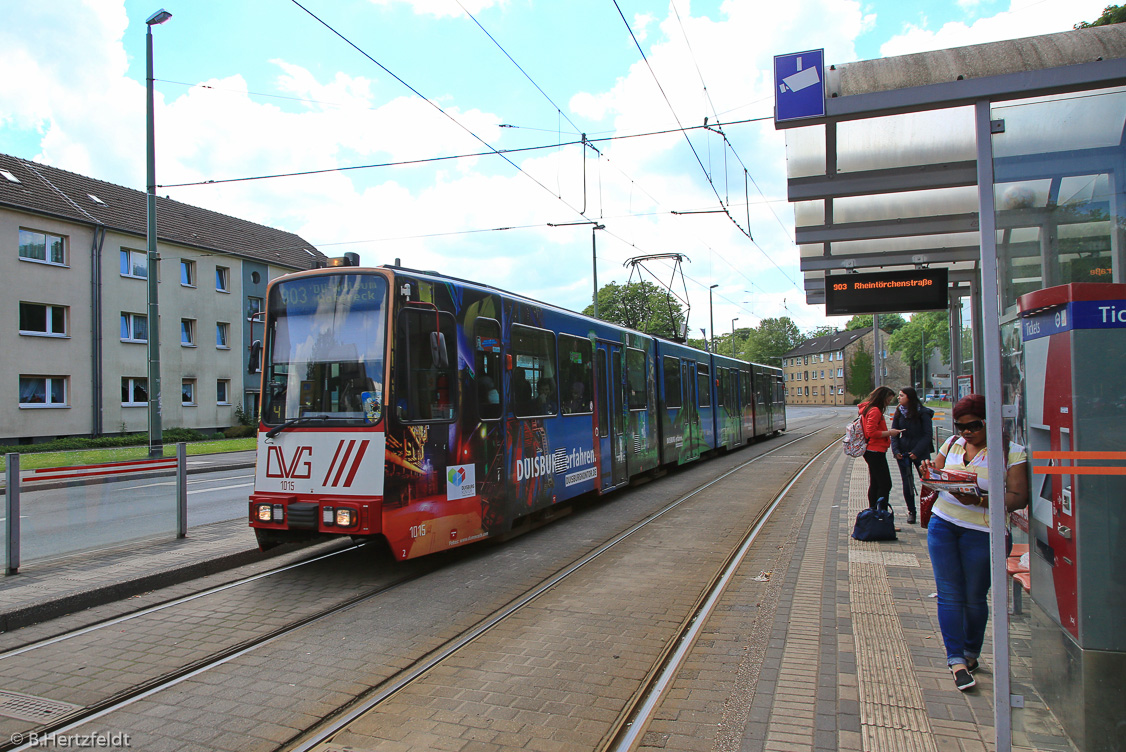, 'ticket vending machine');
1018,283,1126,750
